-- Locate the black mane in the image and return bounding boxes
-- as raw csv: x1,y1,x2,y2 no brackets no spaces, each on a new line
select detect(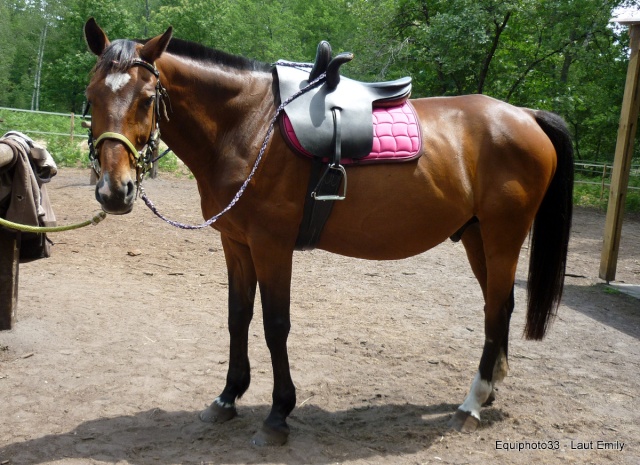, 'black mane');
164,38,272,72
94,37,272,74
